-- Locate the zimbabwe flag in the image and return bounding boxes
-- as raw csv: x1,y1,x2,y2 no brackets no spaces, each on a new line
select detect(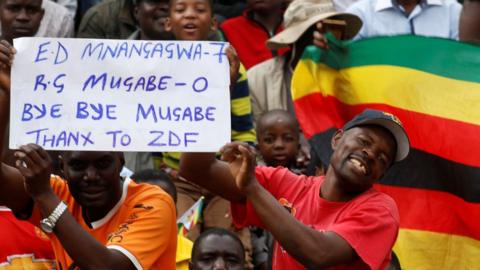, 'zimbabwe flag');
291,35,480,269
